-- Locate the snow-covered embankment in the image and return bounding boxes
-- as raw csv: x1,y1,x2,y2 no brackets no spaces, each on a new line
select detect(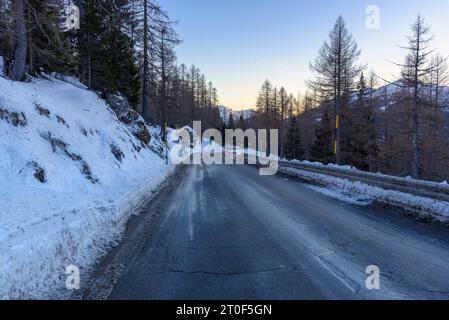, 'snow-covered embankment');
0,74,174,299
